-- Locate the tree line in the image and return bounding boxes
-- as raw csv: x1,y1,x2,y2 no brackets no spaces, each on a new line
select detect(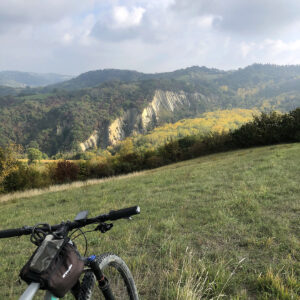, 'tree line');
0,108,299,194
